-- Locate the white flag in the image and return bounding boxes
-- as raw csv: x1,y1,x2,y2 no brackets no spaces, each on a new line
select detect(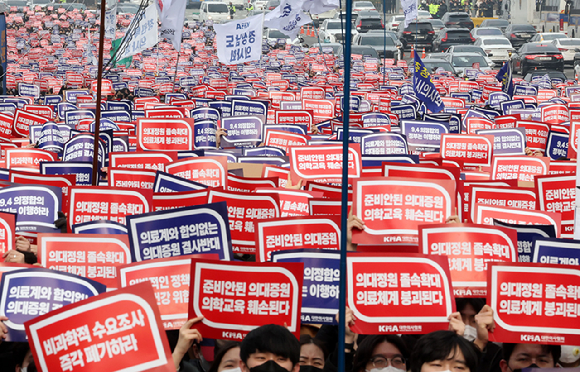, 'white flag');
104,0,117,39
264,0,312,39
156,0,172,21
118,4,158,60
159,0,187,51
214,14,263,65
302,0,339,15
401,0,418,27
